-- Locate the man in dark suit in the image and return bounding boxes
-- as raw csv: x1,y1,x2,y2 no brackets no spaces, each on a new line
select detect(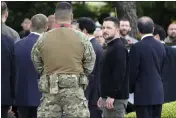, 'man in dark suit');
129,17,166,118
15,14,48,118
77,17,104,118
153,24,176,103
1,34,16,118
97,17,129,118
